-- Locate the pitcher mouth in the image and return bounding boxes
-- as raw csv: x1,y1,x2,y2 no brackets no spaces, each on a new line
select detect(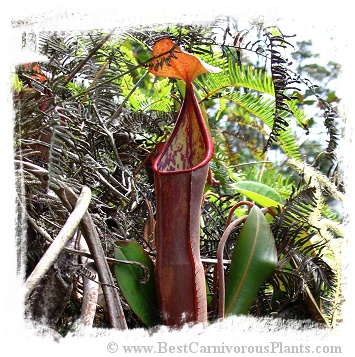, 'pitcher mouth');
152,84,214,175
